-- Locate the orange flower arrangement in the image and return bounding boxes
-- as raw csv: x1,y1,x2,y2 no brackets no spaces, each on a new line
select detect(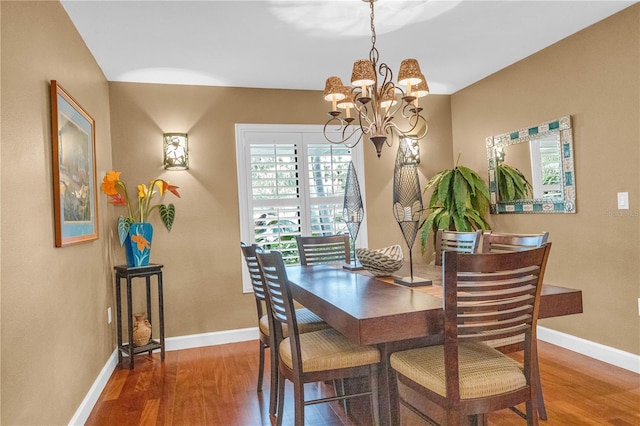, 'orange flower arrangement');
101,171,180,245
